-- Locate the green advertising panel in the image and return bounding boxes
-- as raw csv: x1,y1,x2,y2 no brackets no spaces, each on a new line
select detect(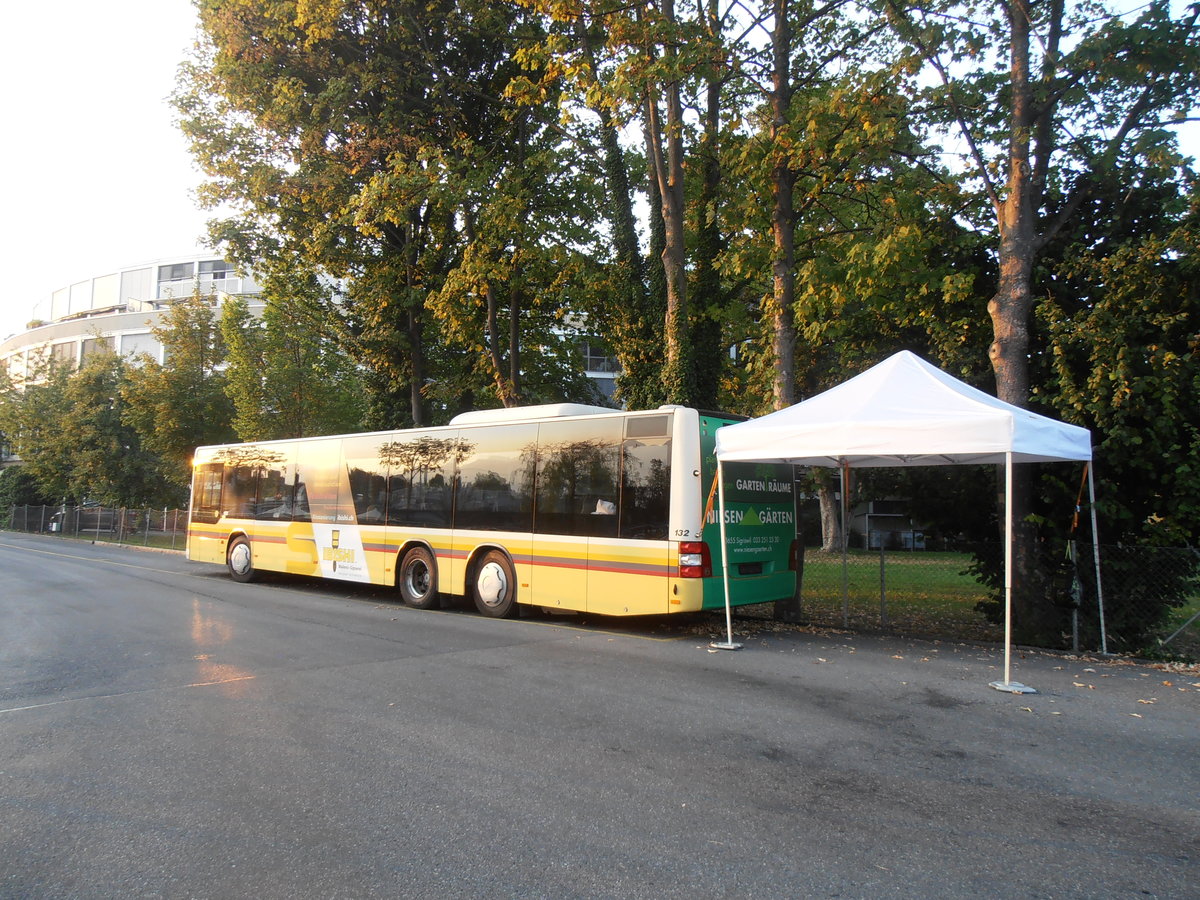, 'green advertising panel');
699,416,797,608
